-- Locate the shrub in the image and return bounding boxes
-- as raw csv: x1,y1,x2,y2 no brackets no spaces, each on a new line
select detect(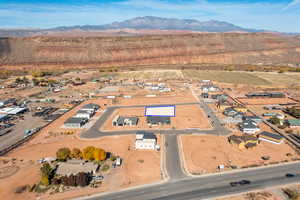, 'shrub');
71,148,82,159
83,146,96,161
101,164,110,172
14,185,29,194
282,188,299,200
56,147,71,161
40,174,50,186
268,117,280,125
